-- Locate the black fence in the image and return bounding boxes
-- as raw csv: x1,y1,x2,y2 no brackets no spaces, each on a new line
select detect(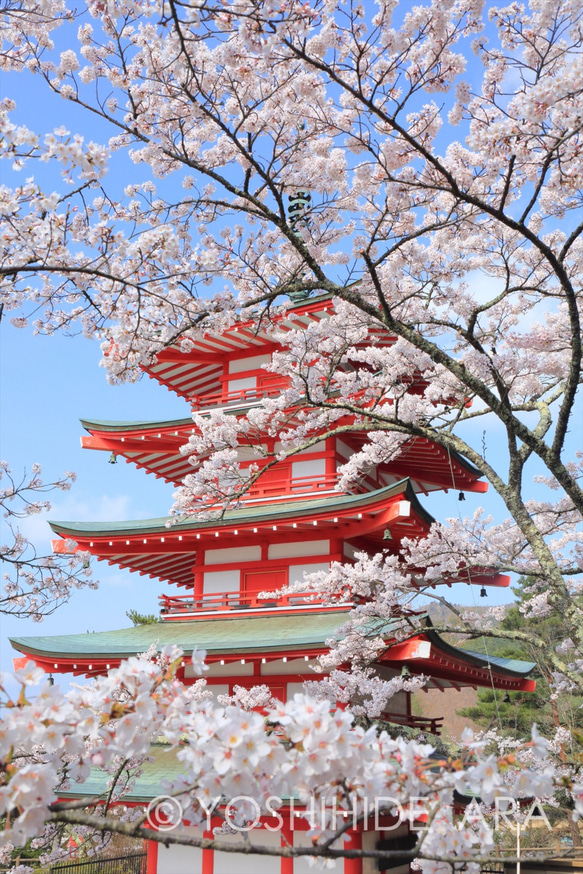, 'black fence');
49,853,146,874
